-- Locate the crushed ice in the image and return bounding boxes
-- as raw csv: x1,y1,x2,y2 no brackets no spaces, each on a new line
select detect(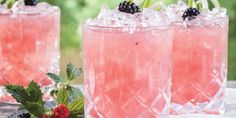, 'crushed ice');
86,6,170,28
164,0,228,27
0,2,58,15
